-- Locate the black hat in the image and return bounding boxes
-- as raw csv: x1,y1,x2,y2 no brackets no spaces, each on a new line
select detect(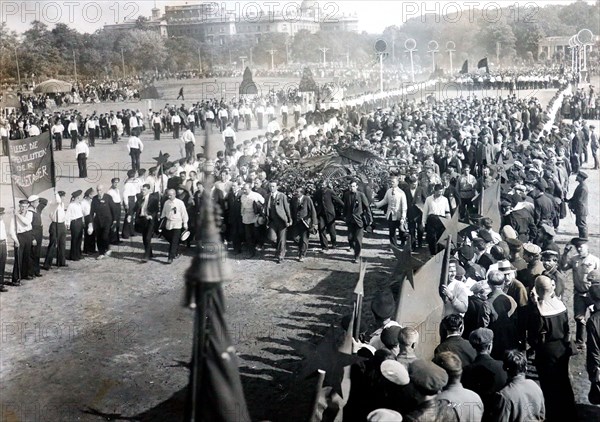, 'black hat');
71,190,82,198
409,359,448,395
571,237,589,247
577,171,588,180
19,199,29,205
507,238,523,250
478,229,493,243
371,291,396,320
380,325,402,348
57,191,66,197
